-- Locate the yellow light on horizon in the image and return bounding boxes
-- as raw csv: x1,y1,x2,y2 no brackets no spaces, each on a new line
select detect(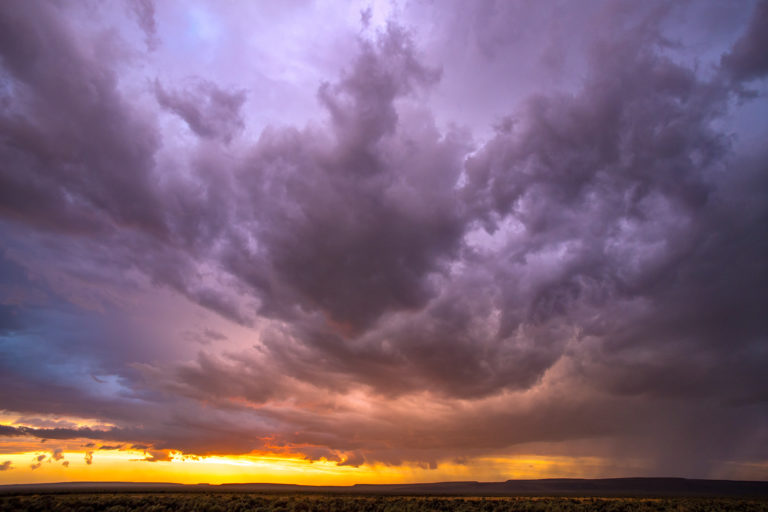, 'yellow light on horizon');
0,449,617,486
